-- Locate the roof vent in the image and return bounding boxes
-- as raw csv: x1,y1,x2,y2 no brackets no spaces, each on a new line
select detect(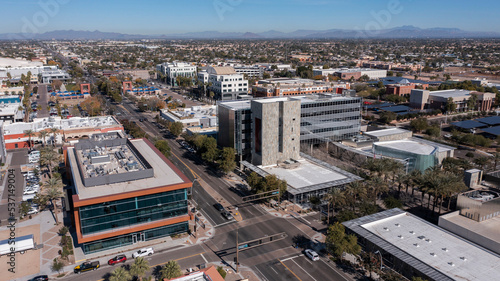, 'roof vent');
395,223,400,227
414,243,420,247
430,253,437,257
460,257,467,261
448,262,455,266
398,235,403,239
425,239,431,243
409,231,415,235
442,248,448,252
418,236,425,240
384,227,389,231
